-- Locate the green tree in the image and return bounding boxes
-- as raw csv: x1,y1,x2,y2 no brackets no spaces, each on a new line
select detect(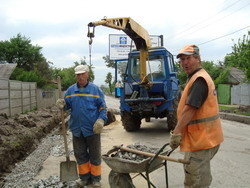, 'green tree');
105,72,113,95
103,55,115,68
0,33,45,70
53,67,75,90
52,58,96,90
224,31,250,81
0,33,54,88
201,61,222,81
100,84,110,95
13,68,47,88
176,63,188,90
214,68,230,86
177,60,222,88
103,55,128,82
